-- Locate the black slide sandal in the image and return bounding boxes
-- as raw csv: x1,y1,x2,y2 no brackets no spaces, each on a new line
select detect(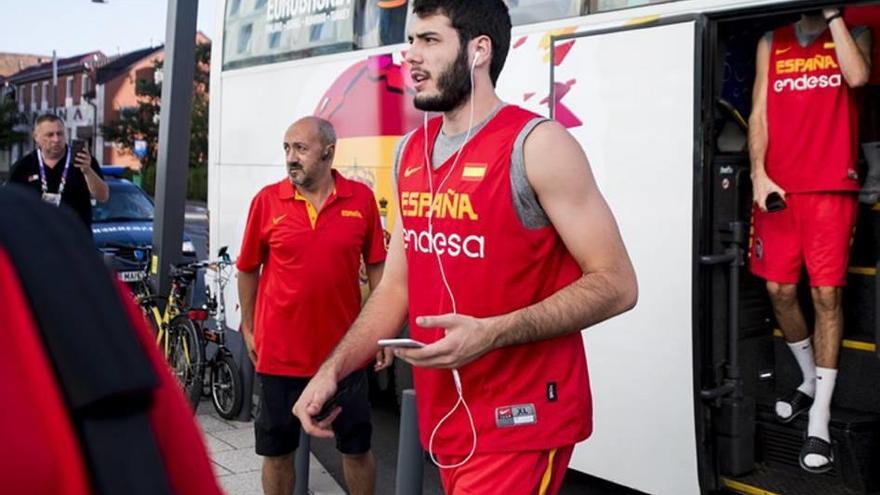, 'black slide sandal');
799,436,834,474
776,390,813,423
